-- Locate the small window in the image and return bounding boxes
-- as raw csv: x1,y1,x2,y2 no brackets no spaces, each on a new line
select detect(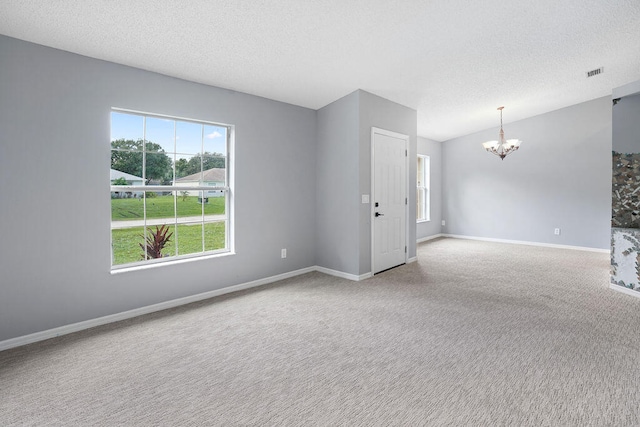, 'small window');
110,110,233,269
417,155,430,222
